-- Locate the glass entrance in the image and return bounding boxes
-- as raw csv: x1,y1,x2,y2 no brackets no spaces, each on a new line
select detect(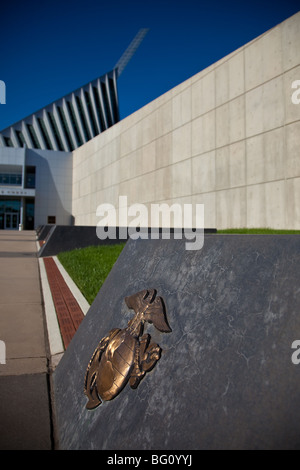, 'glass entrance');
0,198,21,230
4,212,19,230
